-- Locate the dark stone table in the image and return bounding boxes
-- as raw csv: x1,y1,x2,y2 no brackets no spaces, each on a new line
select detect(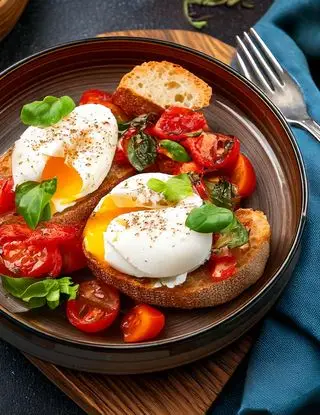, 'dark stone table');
0,0,272,413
